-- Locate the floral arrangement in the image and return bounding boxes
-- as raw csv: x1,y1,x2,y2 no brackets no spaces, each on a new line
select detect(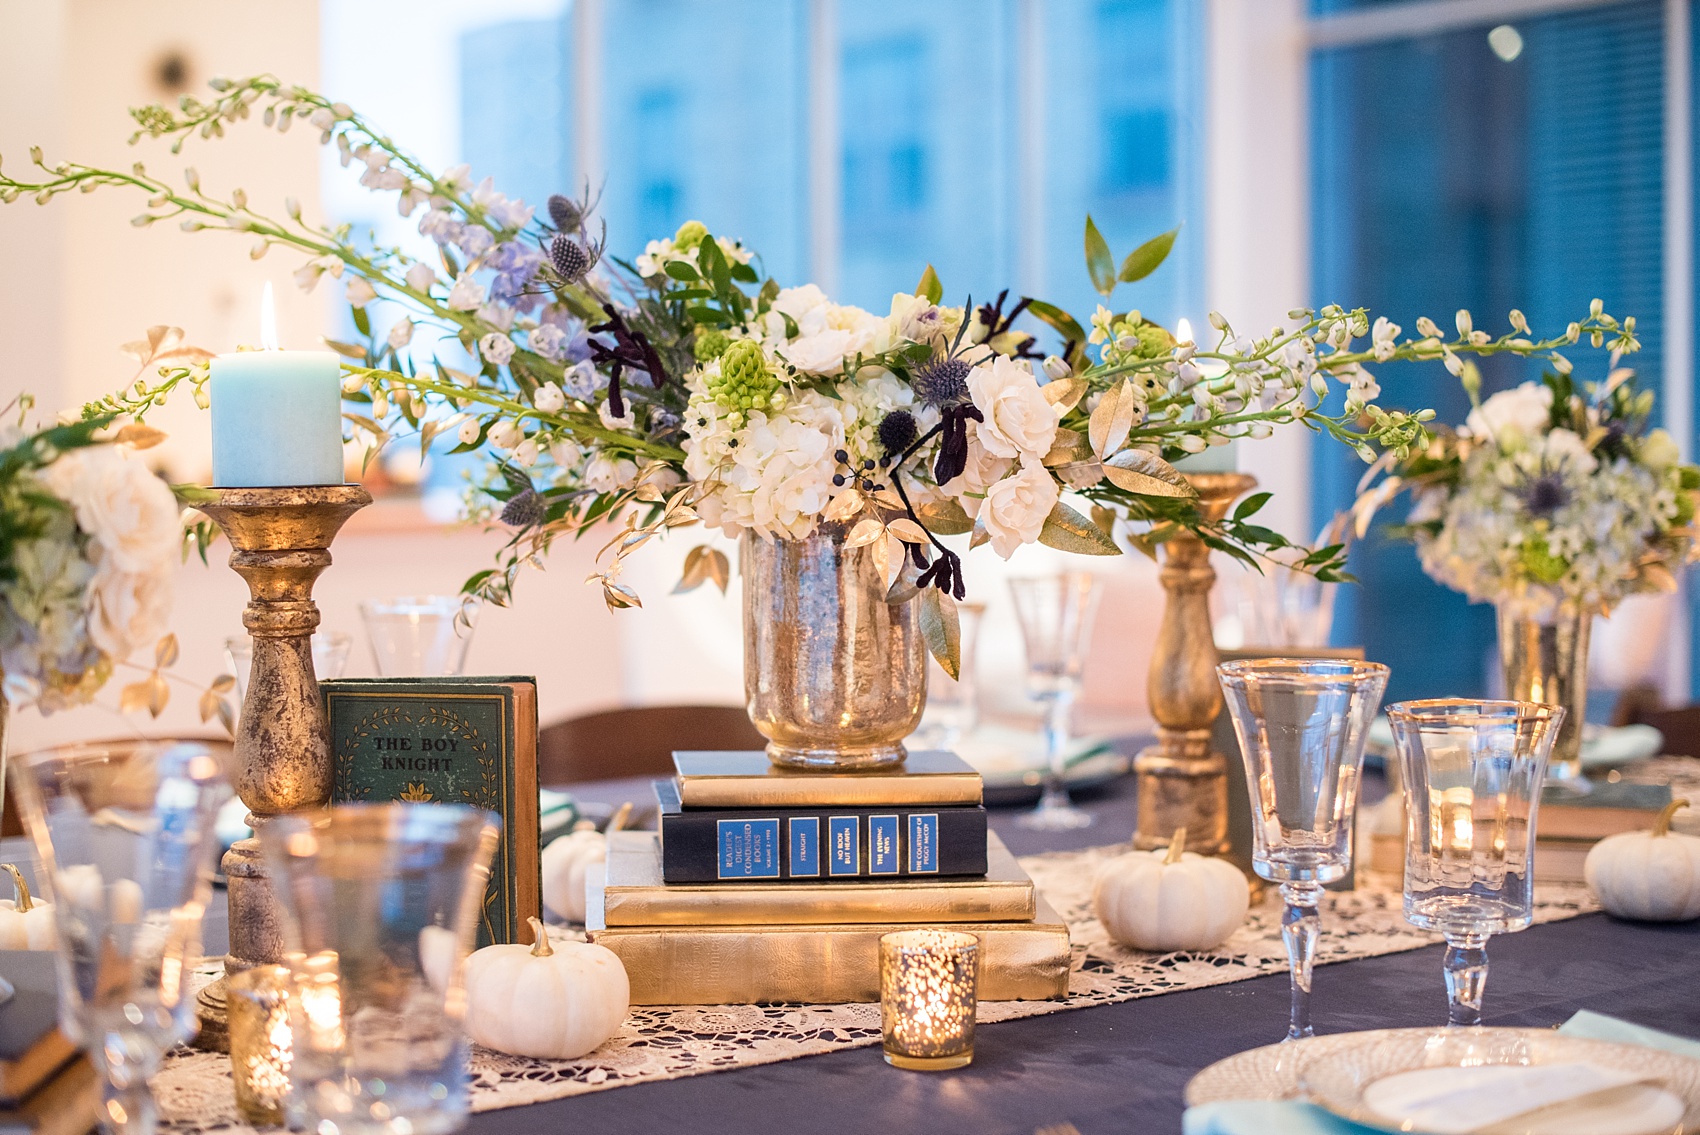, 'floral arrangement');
0,408,186,713
0,75,1640,668
1355,344,1700,618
